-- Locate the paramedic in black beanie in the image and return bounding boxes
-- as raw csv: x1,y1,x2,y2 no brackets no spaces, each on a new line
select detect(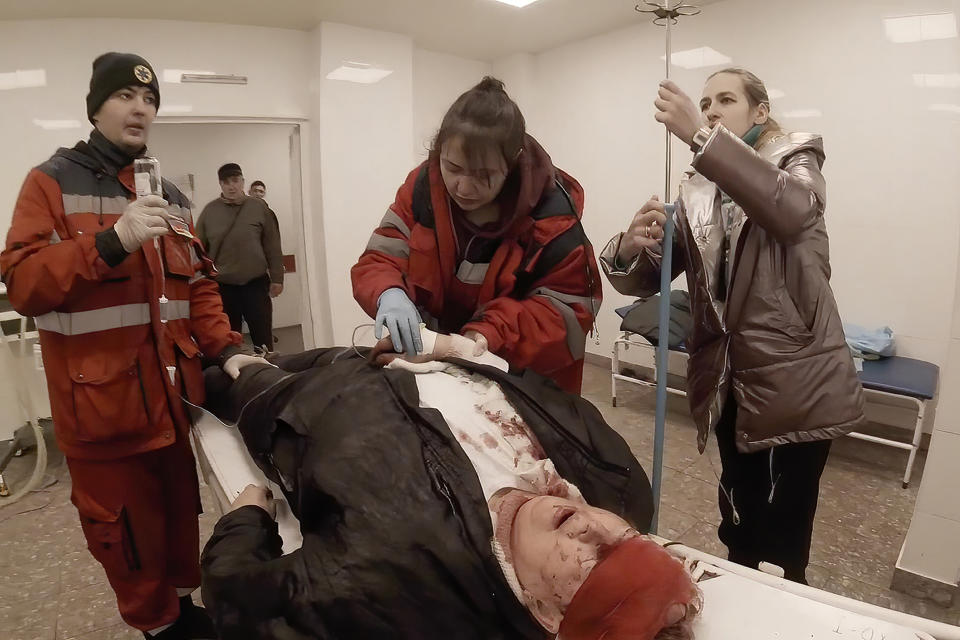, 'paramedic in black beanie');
2,51,263,639
86,52,161,127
